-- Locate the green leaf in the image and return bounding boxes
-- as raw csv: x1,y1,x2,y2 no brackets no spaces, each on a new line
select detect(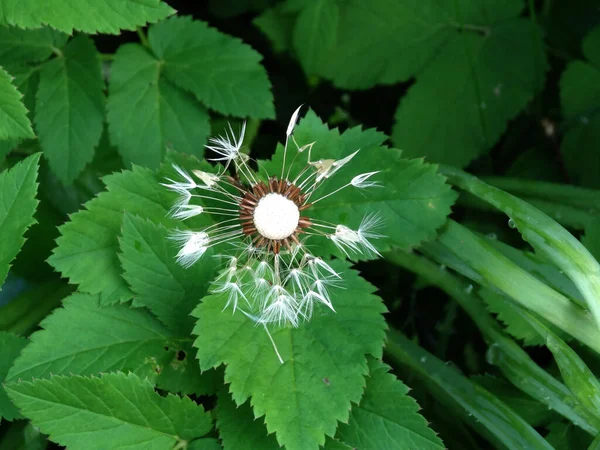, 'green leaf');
148,16,274,118
292,0,338,76
217,388,352,450
337,358,444,450
0,332,27,421
253,5,295,53
560,25,600,188
545,422,593,450
0,66,34,140
48,165,171,304
261,110,457,252
473,375,557,427
107,43,210,168
35,36,104,184
6,372,213,450
0,26,65,65
481,288,570,346
193,260,387,450
0,153,40,288
8,293,176,382
386,330,553,450
119,213,218,331
583,218,600,262
290,0,523,89
393,19,546,167
0,0,175,35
